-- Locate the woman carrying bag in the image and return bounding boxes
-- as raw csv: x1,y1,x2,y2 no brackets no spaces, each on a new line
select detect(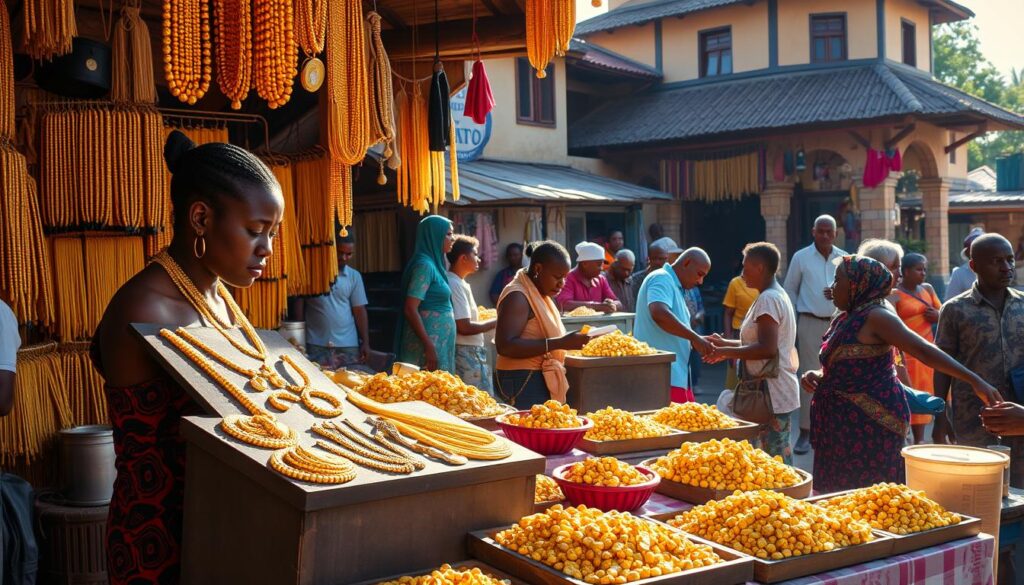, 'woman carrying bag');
706,243,799,463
